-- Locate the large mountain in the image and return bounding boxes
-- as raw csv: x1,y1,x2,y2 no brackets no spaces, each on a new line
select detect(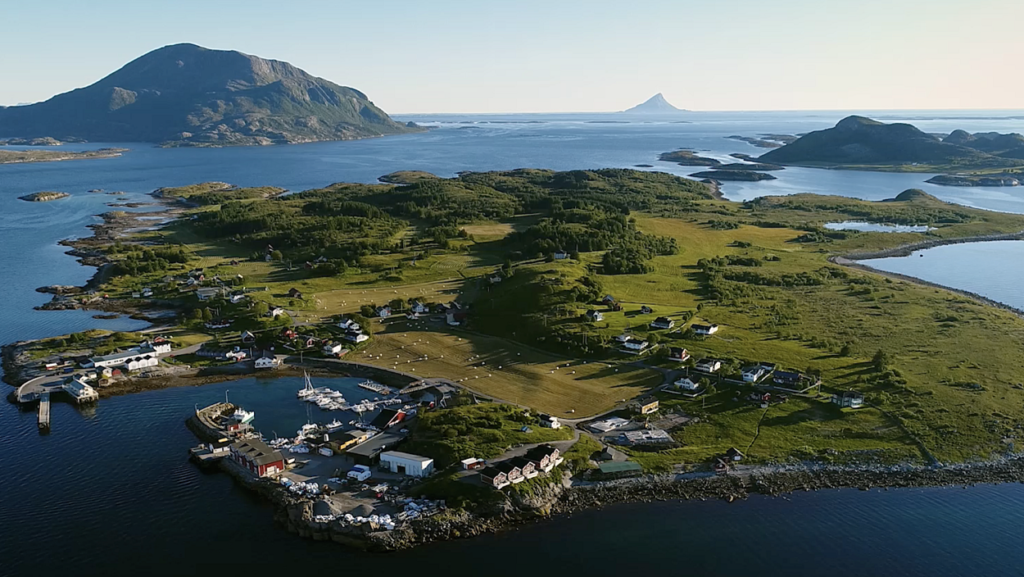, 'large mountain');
622,93,686,114
760,116,1023,168
0,43,420,146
